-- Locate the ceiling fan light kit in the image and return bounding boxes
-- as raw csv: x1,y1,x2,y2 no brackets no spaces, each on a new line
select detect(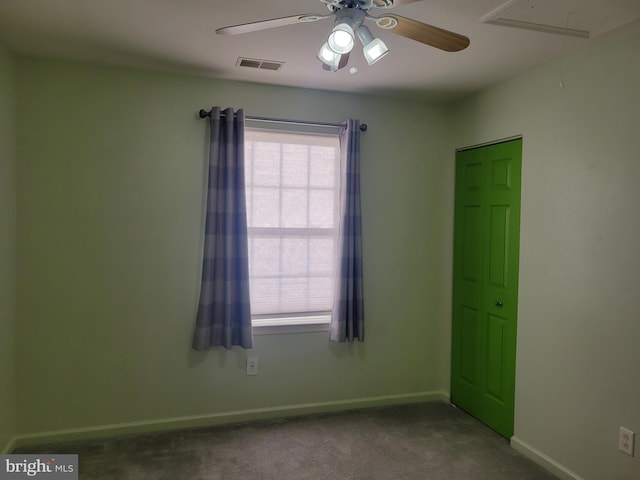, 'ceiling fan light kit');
357,25,389,65
328,23,356,54
317,42,342,71
216,0,469,73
